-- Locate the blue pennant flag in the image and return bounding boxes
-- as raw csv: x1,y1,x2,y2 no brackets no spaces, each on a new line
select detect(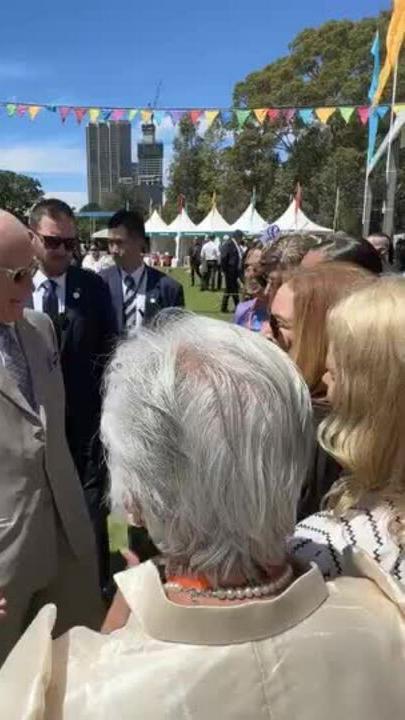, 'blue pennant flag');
221,110,233,125
368,32,381,103
299,109,313,125
367,32,381,166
